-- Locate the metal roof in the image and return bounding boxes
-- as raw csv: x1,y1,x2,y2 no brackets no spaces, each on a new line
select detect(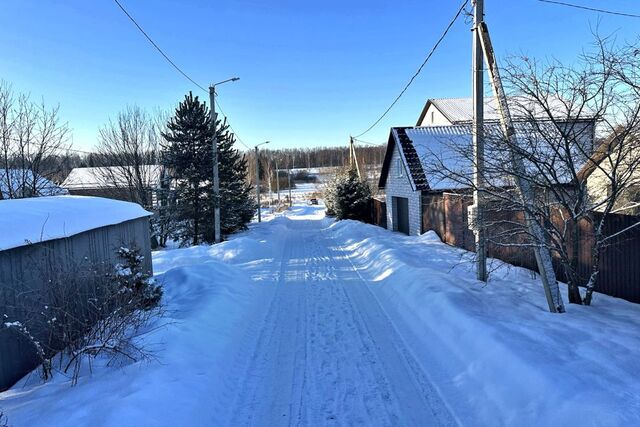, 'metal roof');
424,97,592,125
381,121,595,192
63,165,164,190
